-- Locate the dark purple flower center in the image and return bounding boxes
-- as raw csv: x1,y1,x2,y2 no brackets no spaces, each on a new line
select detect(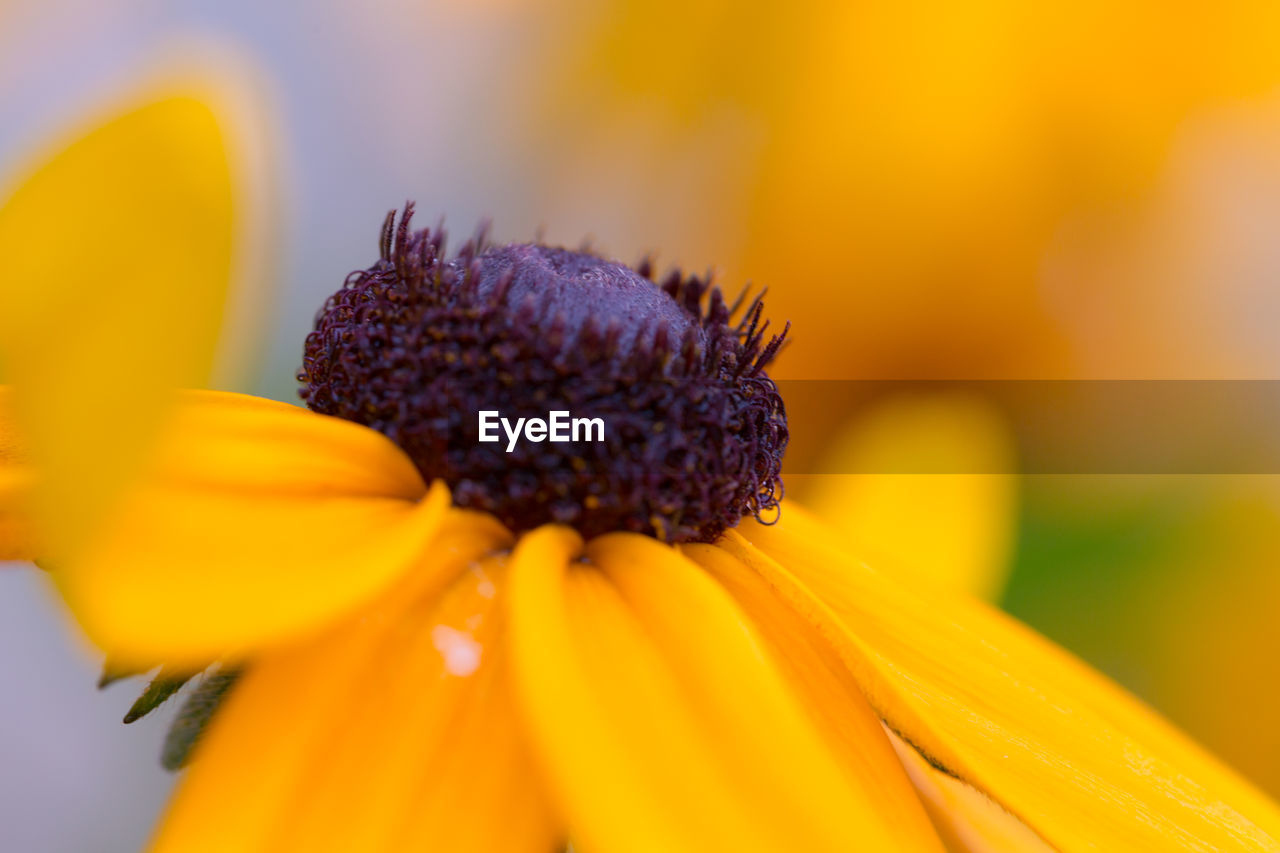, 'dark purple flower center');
298,204,788,543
